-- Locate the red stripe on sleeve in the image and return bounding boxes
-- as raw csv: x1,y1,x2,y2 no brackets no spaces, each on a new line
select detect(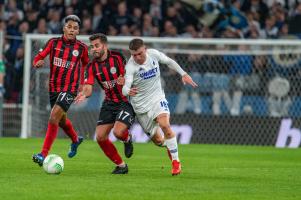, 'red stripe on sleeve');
33,38,55,65
85,62,95,85
80,45,89,85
